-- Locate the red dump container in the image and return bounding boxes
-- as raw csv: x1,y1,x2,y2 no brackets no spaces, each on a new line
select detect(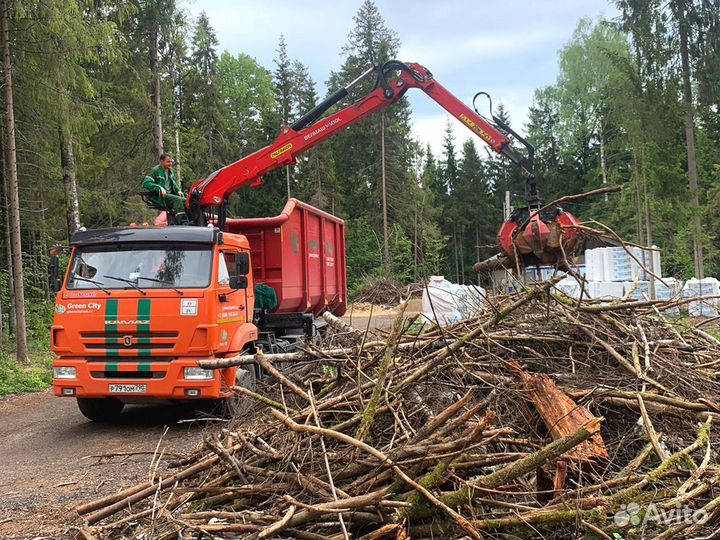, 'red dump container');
225,199,347,316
